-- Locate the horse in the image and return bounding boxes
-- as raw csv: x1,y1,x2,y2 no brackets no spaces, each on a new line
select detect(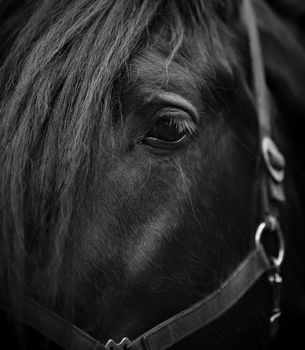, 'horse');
0,0,304,349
